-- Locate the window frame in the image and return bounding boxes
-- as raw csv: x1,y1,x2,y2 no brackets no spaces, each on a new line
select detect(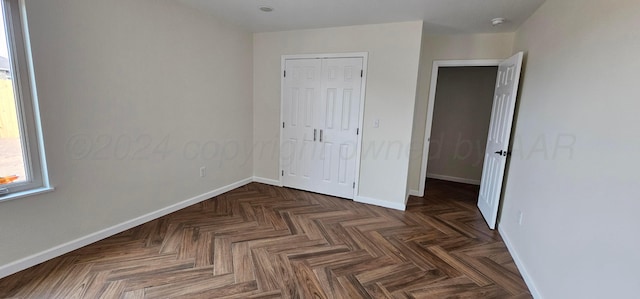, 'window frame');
0,0,51,201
